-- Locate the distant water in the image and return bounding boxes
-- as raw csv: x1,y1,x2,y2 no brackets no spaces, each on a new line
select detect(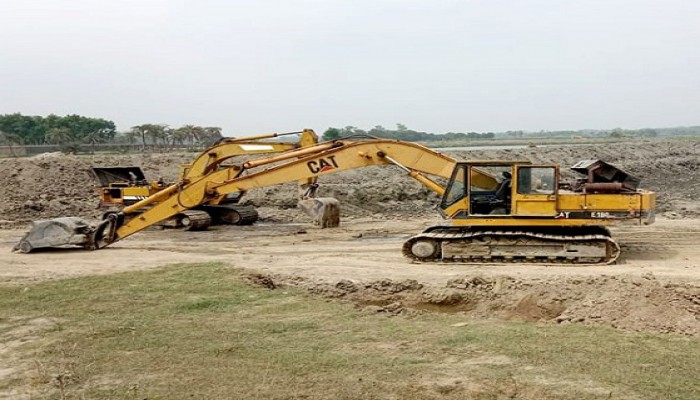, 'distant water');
432,143,579,151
